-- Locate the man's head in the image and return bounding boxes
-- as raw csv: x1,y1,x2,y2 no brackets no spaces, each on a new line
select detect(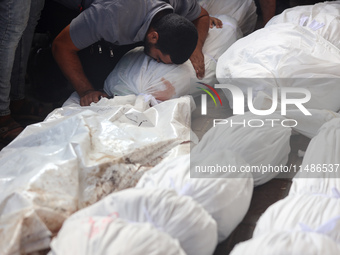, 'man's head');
144,13,198,64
